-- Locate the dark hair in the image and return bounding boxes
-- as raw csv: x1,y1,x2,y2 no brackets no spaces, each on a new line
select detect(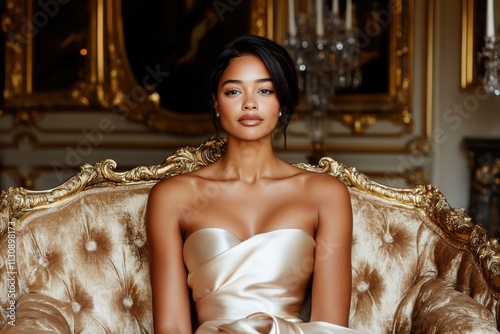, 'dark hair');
205,35,299,141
